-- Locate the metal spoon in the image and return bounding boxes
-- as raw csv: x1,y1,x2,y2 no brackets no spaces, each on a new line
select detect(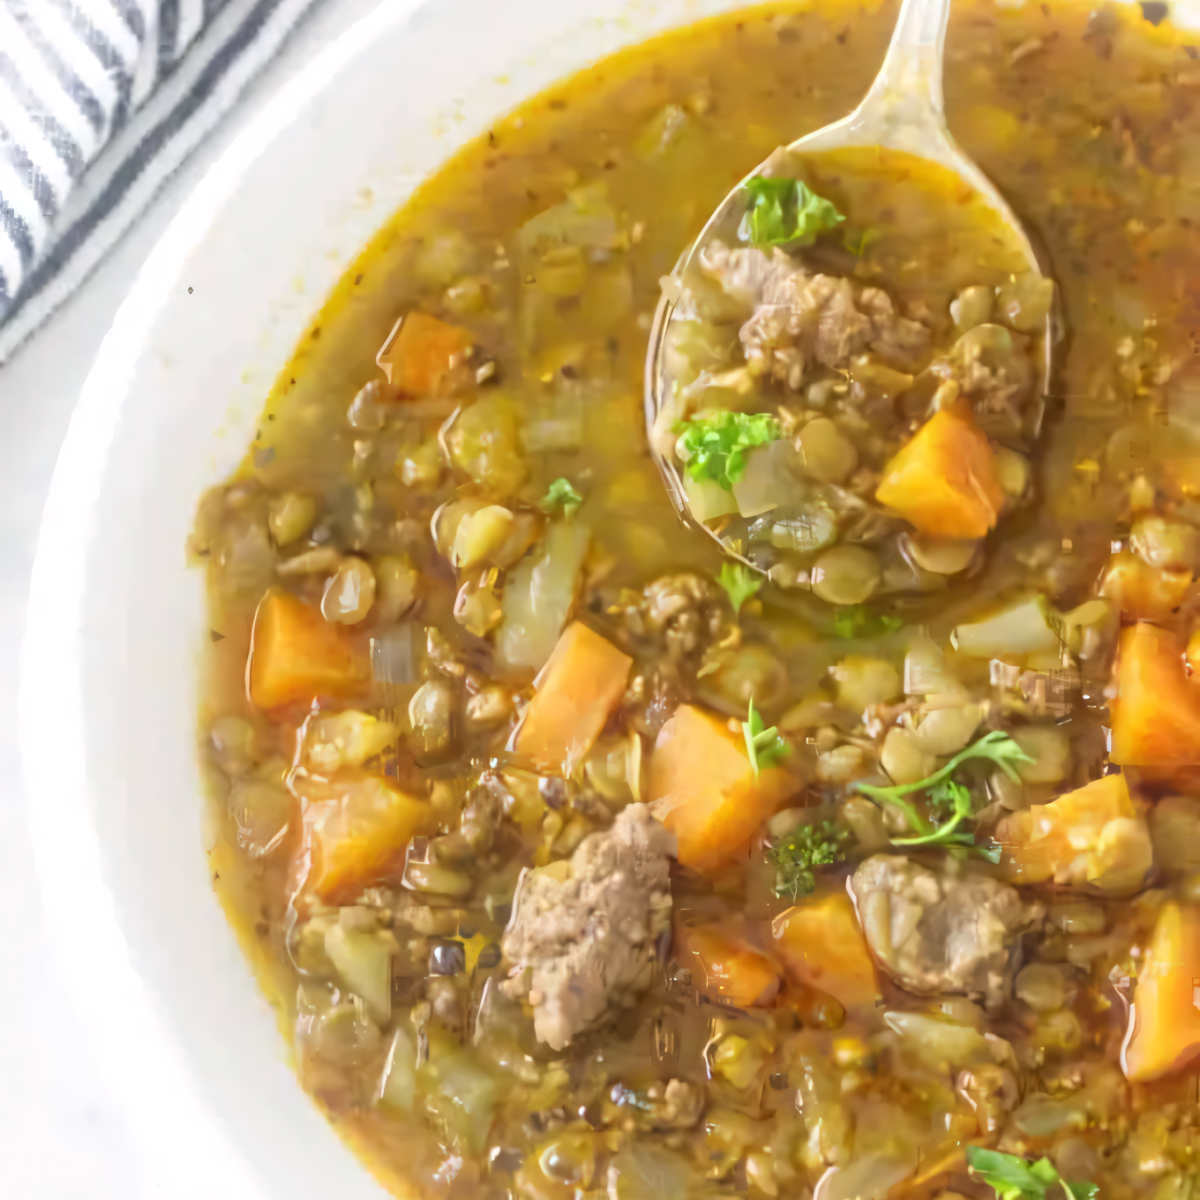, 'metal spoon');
644,0,1054,586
